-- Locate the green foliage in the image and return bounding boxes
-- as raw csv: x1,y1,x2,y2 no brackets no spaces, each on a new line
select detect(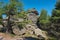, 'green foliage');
50,0,60,39
10,34,15,37
51,0,60,23
18,11,27,18
40,9,47,20
0,19,2,25
52,9,60,17
17,19,32,29
0,0,23,33
0,0,23,20
0,21,2,25
55,0,60,10
17,21,27,29
36,9,50,32
0,0,23,16
38,9,50,24
0,8,5,19
18,22,26,28
49,37,57,40
0,16,1,18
